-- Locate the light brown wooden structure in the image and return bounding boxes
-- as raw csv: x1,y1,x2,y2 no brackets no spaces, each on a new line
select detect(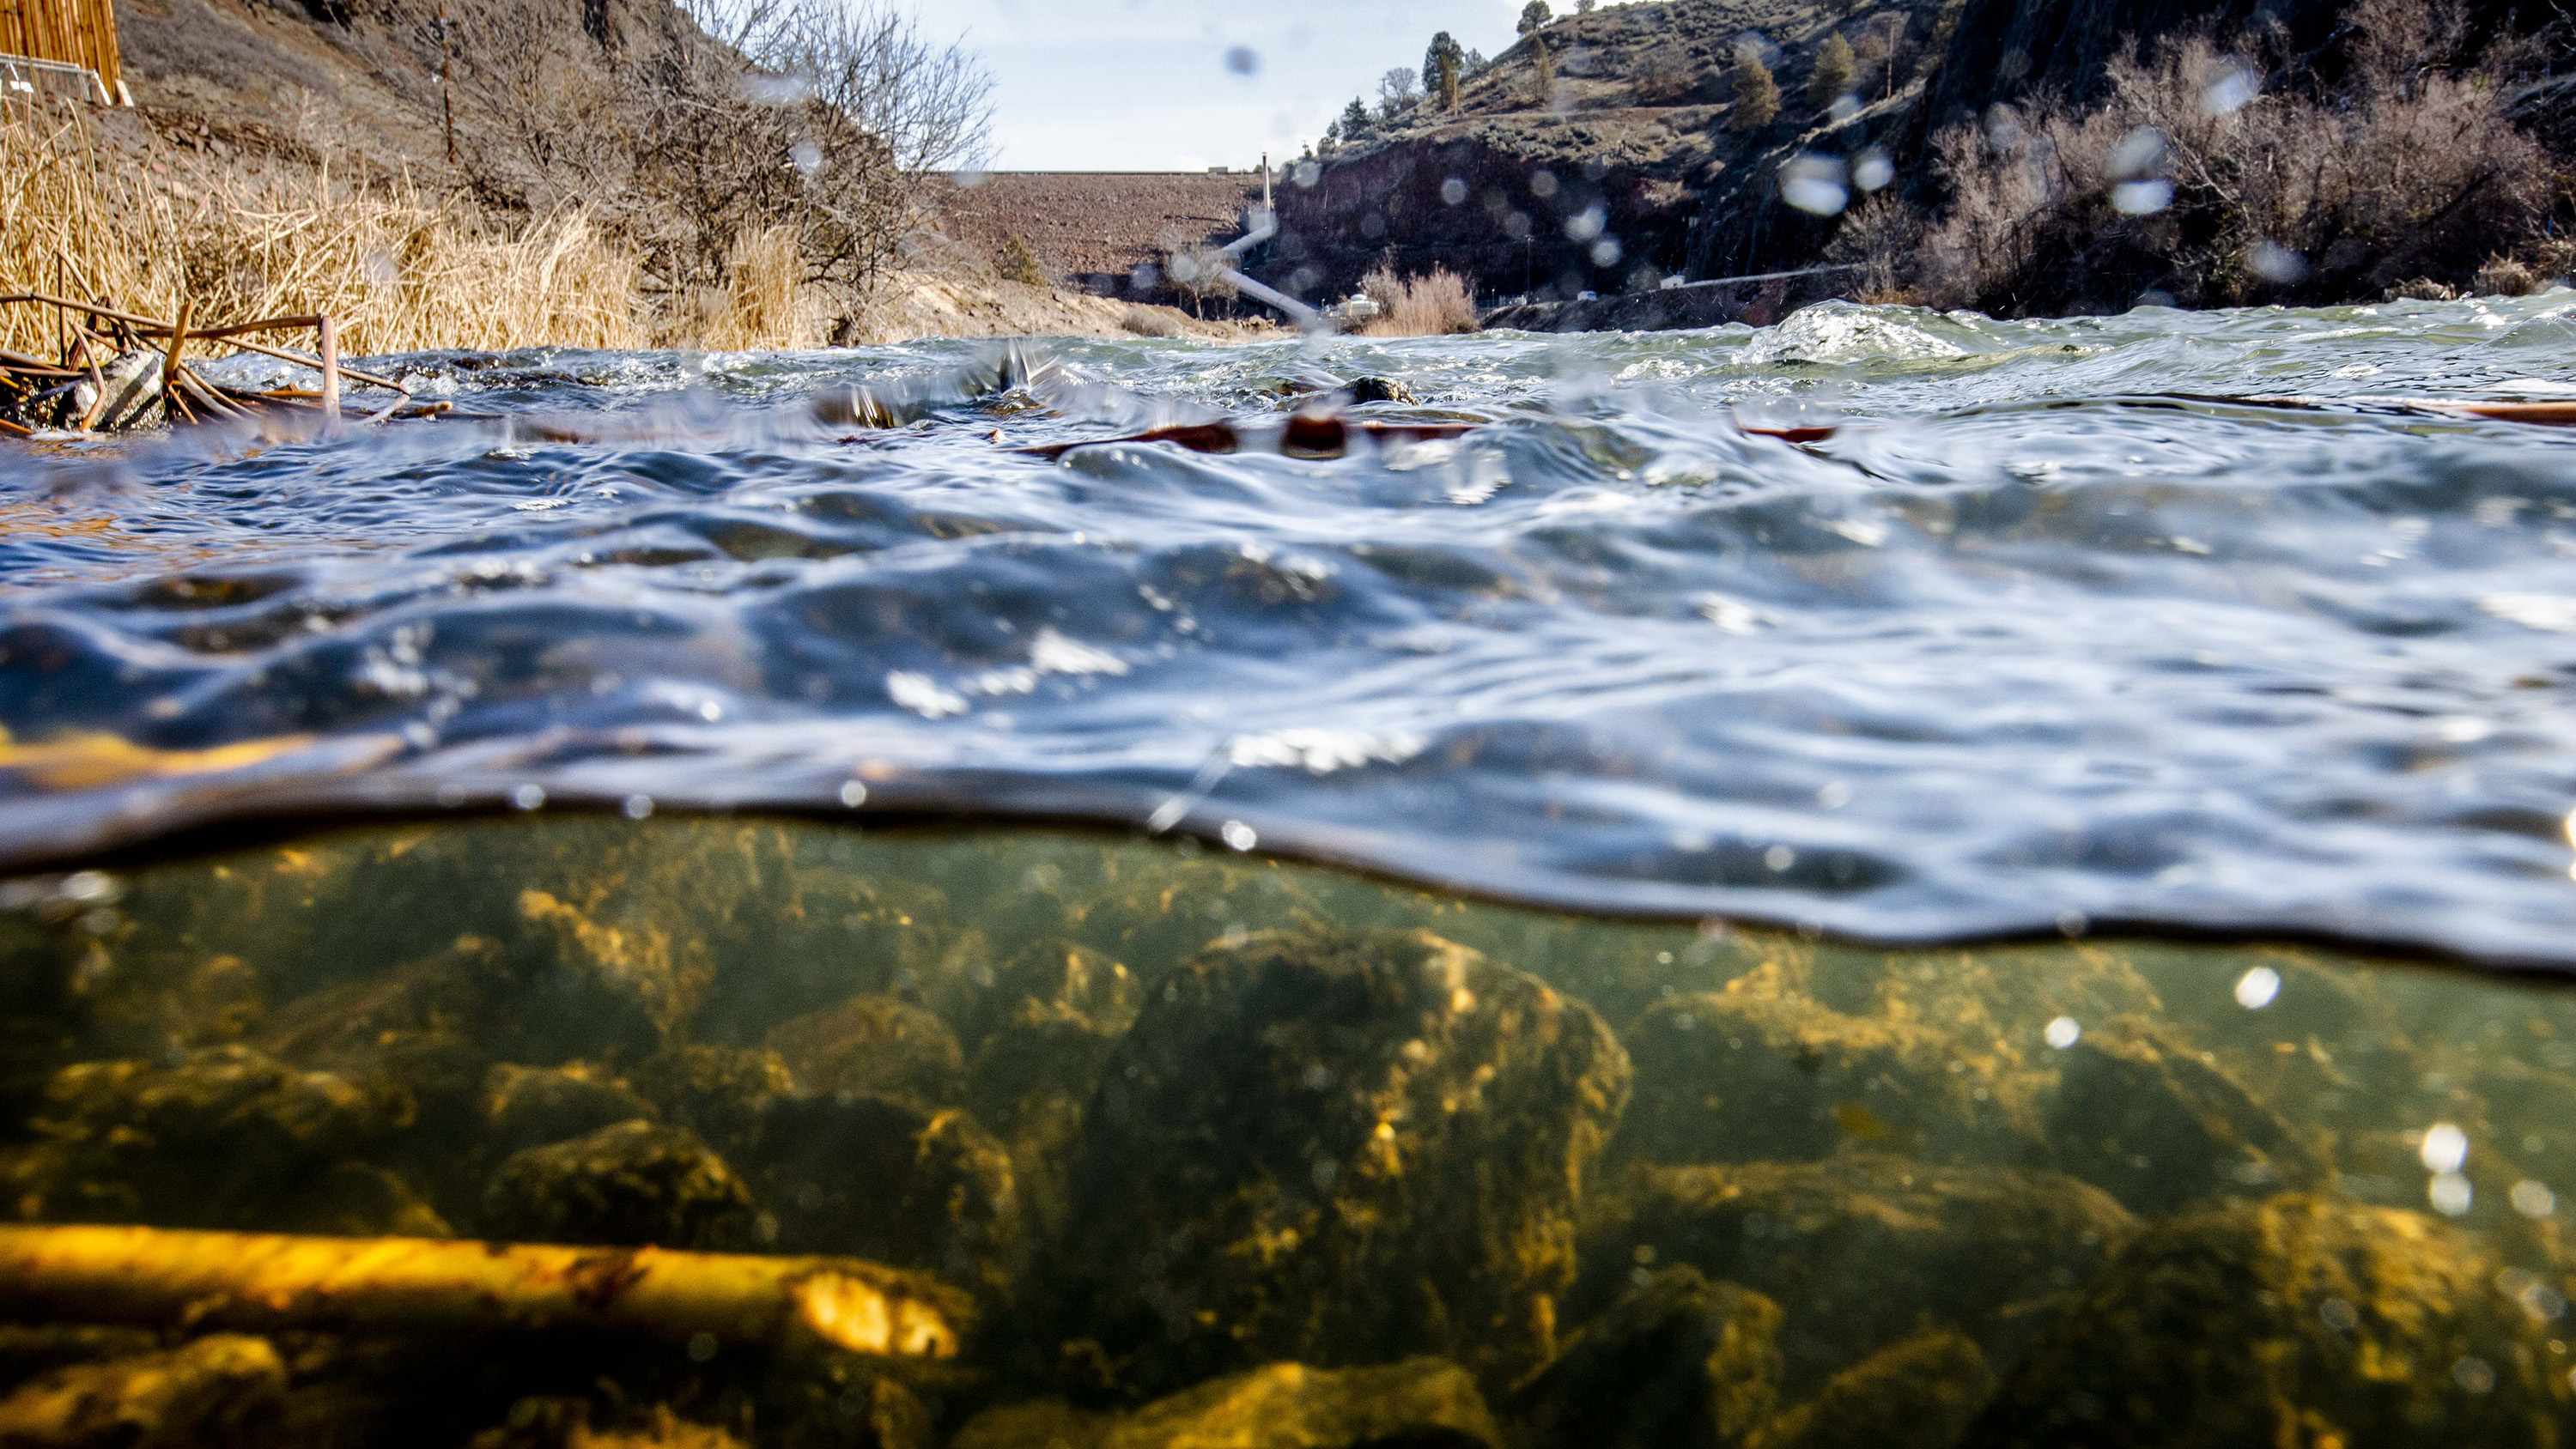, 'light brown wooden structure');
0,0,122,95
